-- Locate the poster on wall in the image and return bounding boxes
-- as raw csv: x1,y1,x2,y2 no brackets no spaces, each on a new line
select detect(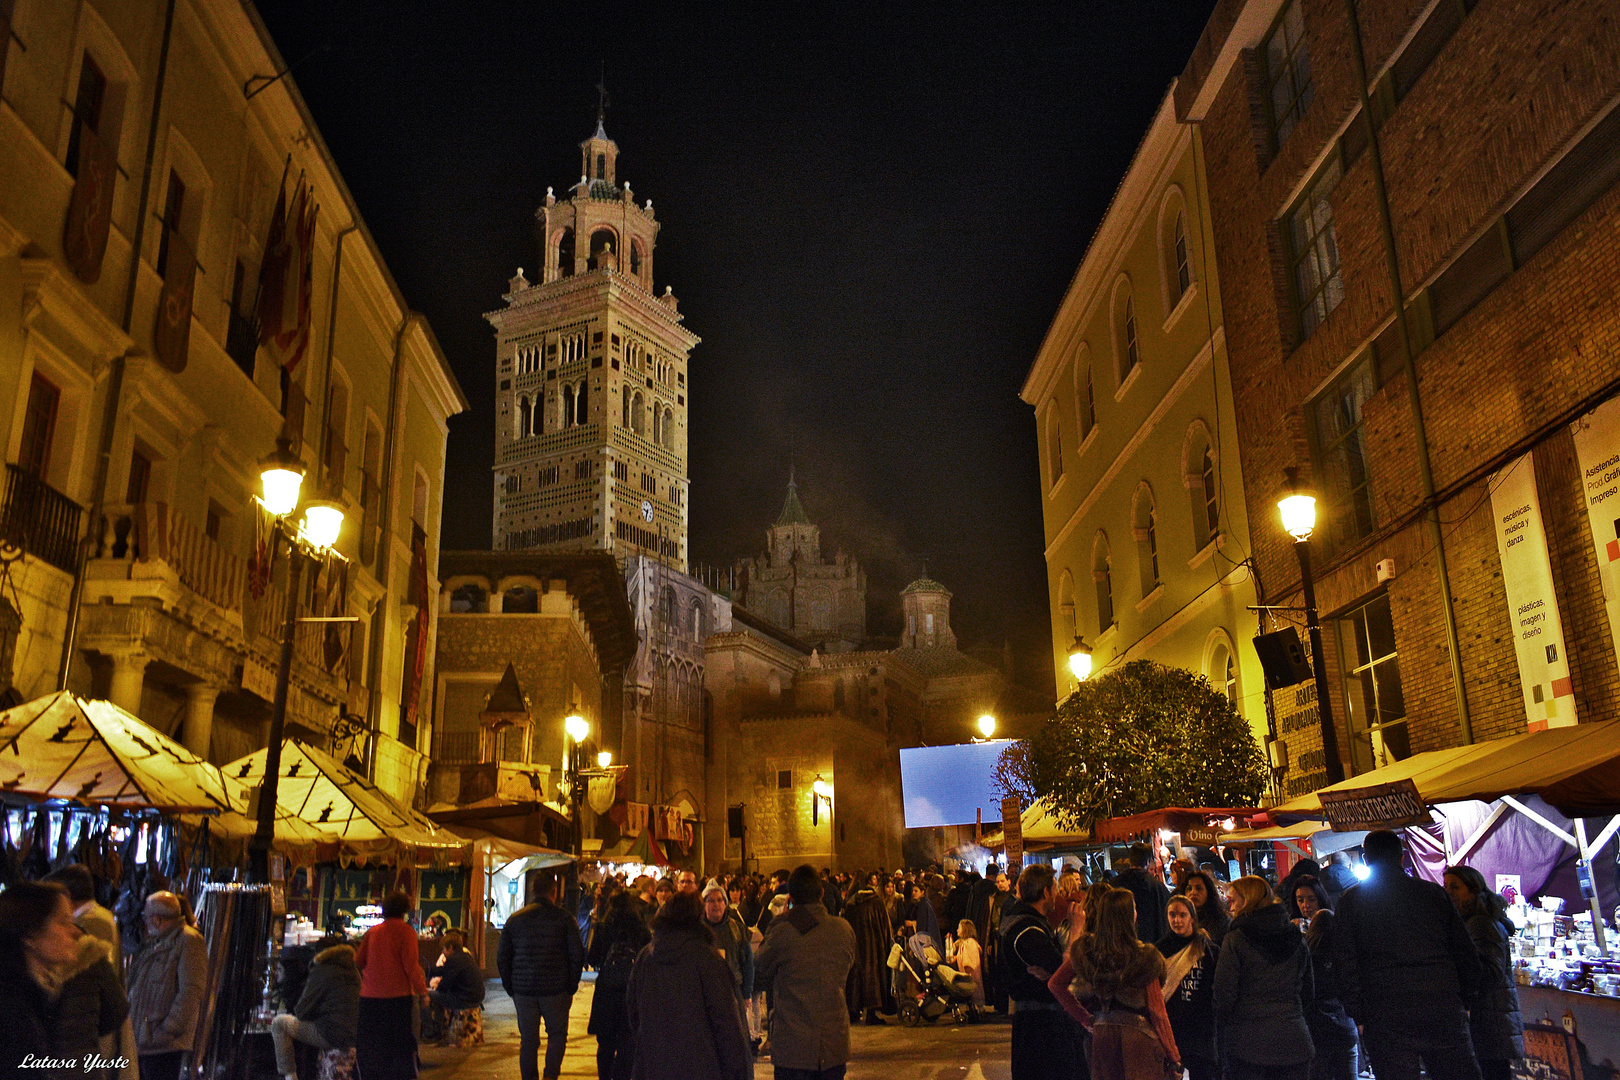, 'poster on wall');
1489,453,1576,731
1568,396,1620,679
